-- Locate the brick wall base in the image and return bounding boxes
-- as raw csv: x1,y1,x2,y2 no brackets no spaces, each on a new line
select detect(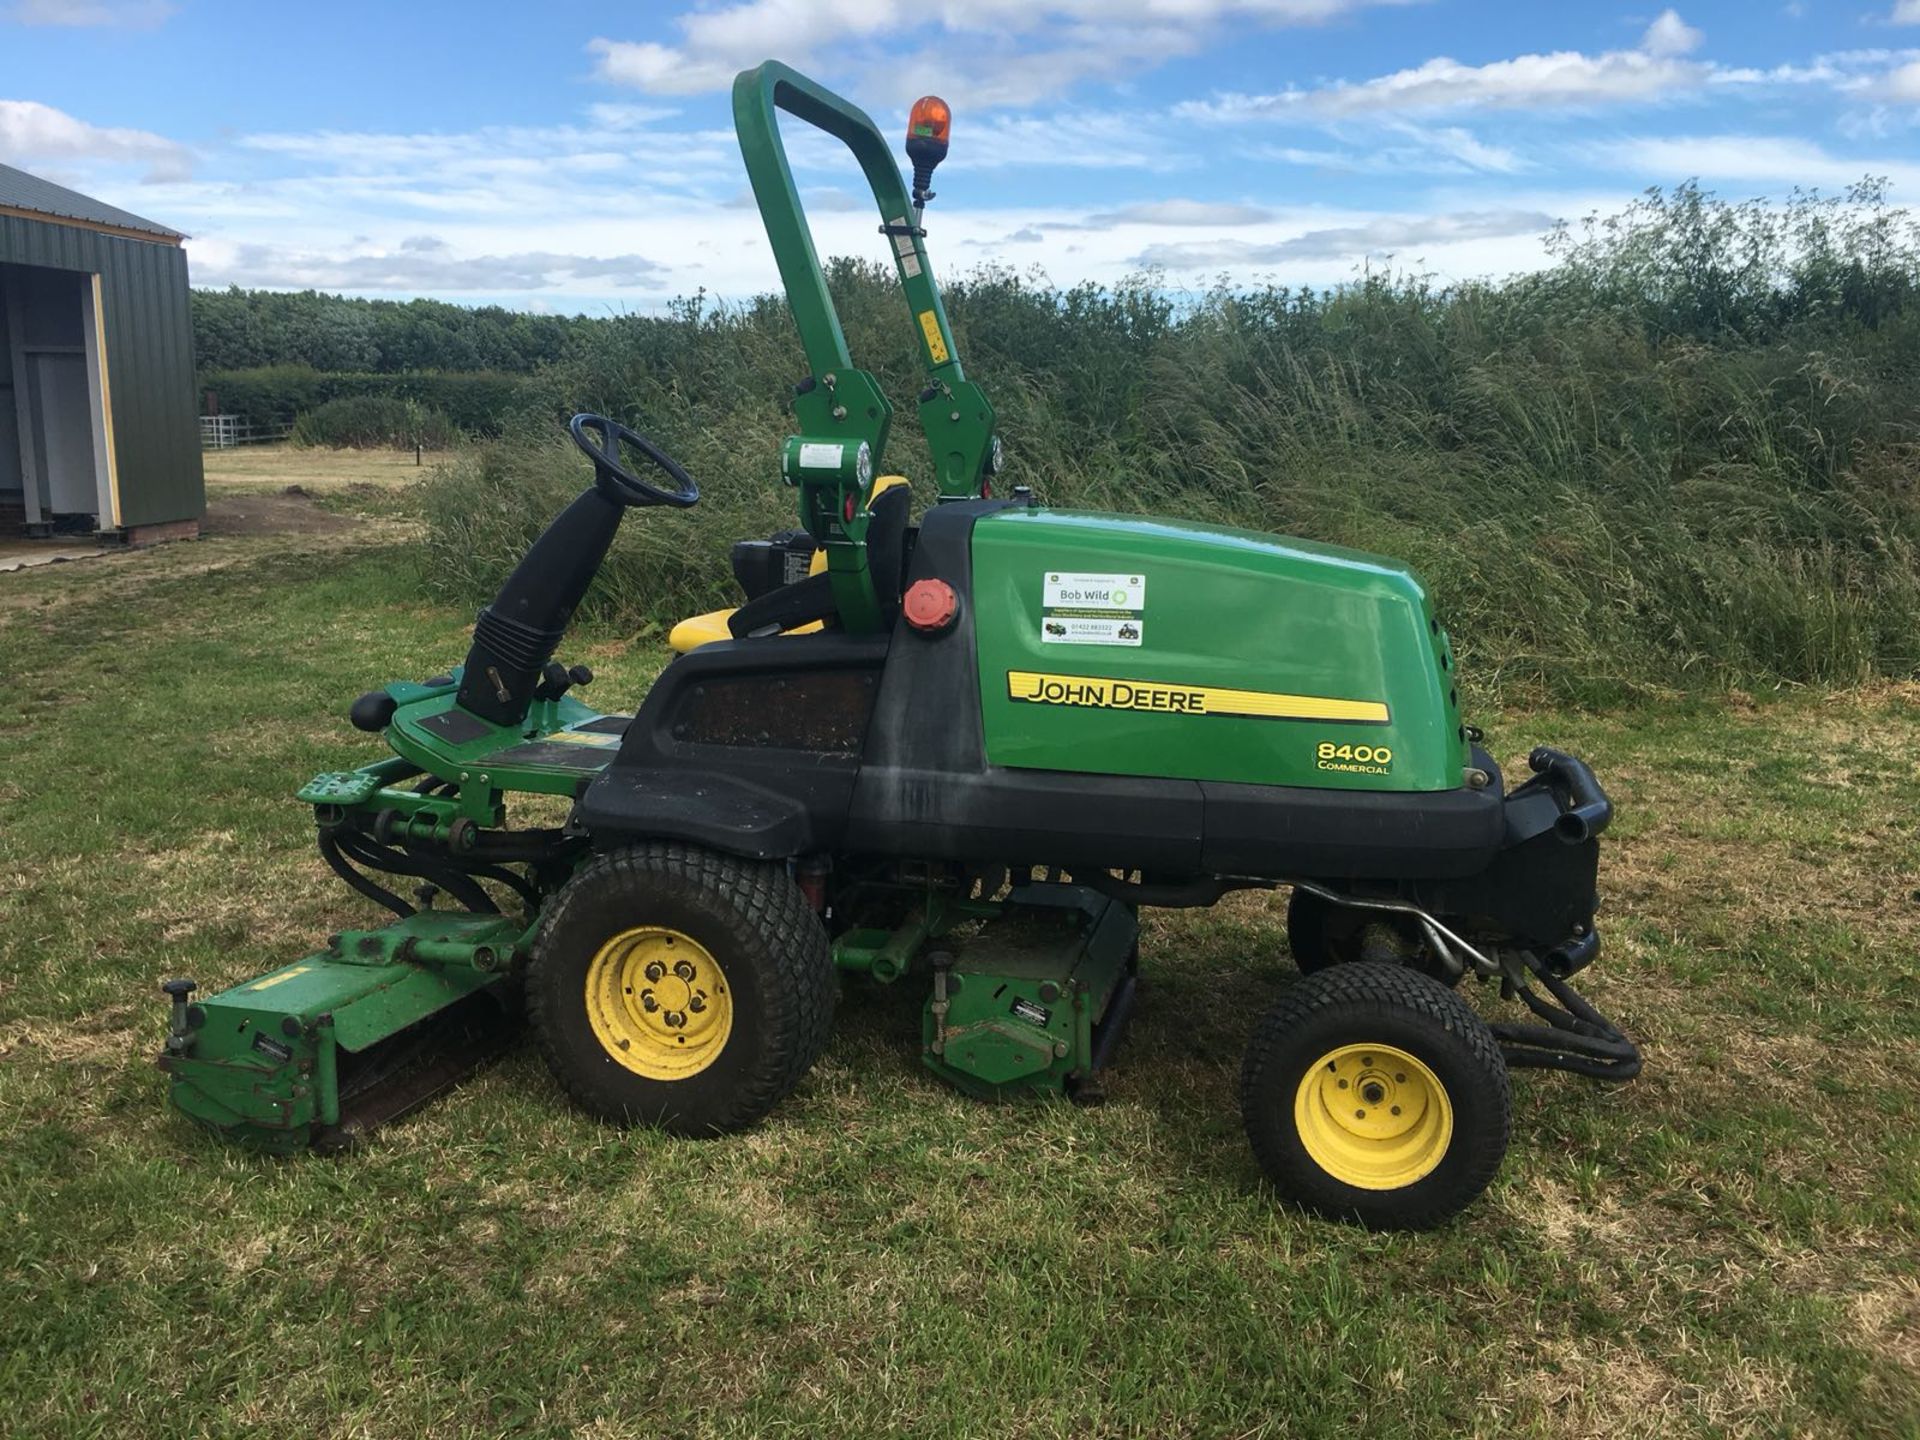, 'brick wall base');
122,518,201,548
